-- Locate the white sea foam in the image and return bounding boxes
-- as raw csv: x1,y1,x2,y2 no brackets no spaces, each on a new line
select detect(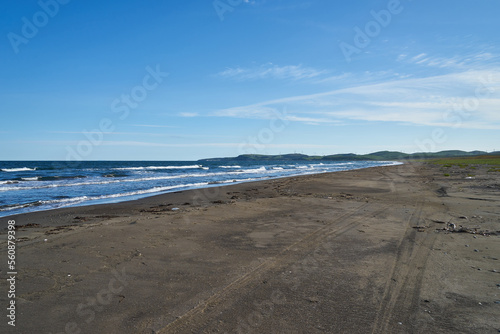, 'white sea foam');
1,167,37,172
0,161,402,216
0,203,36,212
42,183,209,206
0,166,291,193
0,183,211,212
91,182,209,199
0,163,357,193
332,162,355,166
22,177,40,181
215,177,258,184
240,166,267,173
0,173,209,192
41,196,90,205
381,161,404,166
115,165,203,171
